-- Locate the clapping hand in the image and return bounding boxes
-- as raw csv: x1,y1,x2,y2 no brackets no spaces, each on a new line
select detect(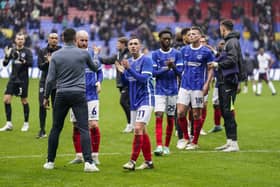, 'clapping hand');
95,81,101,93
166,58,175,69
43,98,50,110
121,59,130,69
115,61,125,73
4,46,12,58
93,45,101,55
